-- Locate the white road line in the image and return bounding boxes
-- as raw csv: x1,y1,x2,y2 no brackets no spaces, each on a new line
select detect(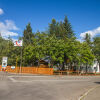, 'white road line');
8,78,89,83
9,77,17,82
8,76,52,77
78,85,100,100
8,76,91,83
